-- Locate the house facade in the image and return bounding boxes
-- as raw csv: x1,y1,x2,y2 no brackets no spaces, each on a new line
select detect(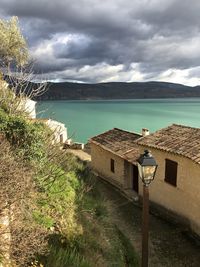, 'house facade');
23,97,68,145
136,124,200,236
32,118,68,144
90,128,142,194
22,98,36,118
45,119,68,144
90,124,200,236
